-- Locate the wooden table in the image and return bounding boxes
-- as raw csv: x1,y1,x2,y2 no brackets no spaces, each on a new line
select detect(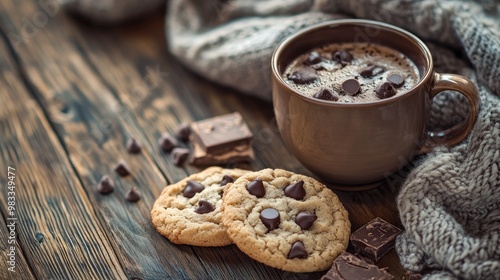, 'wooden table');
0,1,407,279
